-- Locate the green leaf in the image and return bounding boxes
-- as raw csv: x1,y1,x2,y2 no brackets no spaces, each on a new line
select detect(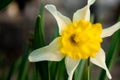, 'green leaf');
0,0,13,10
74,60,86,80
33,15,45,49
33,15,49,79
6,58,21,80
33,15,49,80
49,61,68,80
78,60,91,80
17,43,30,80
33,0,45,50
55,59,68,80
32,3,49,80
49,62,58,80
